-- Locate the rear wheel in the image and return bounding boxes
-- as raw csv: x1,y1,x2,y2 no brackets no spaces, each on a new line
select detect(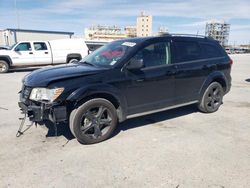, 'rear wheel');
0,60,9,73
68,58,79,64
70,98,117,144
198,82,224,113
